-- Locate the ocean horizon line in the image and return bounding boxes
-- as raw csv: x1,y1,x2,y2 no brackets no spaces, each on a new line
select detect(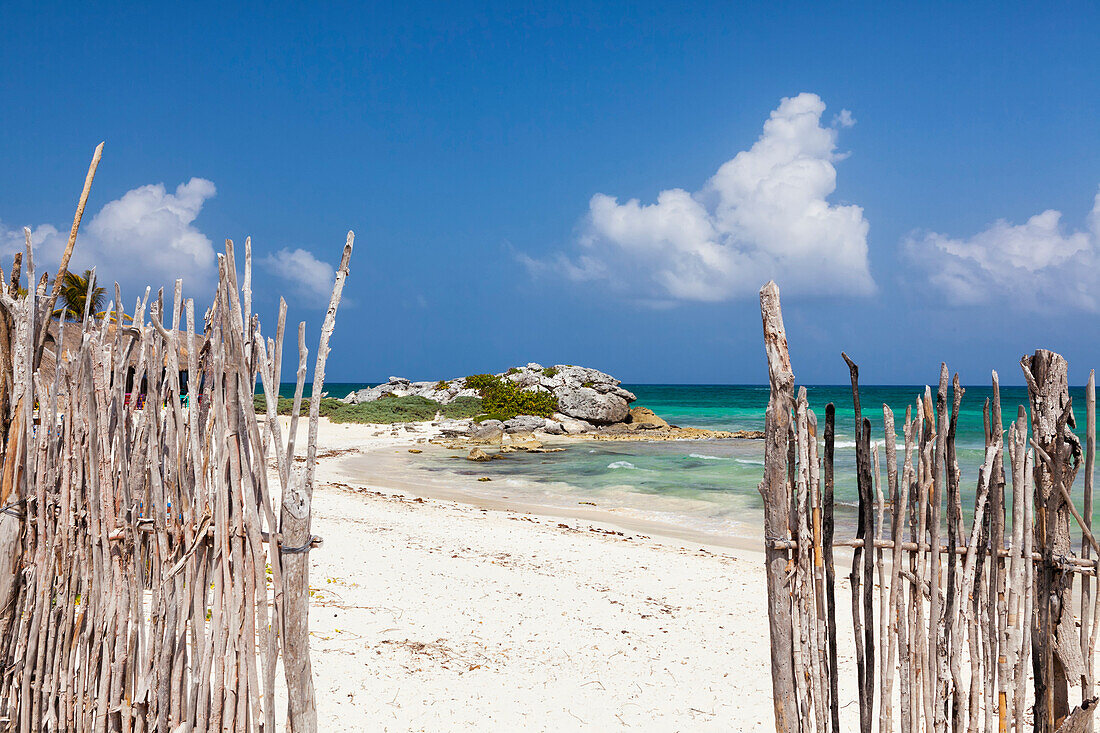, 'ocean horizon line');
285,380,1059,389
